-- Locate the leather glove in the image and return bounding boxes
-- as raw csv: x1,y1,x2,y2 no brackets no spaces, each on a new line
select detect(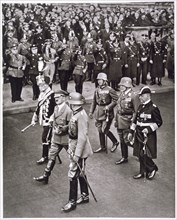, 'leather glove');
142,128,148,137
89,113,93,119
127,133,133,141
114,121,118,128
73,155,79,162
